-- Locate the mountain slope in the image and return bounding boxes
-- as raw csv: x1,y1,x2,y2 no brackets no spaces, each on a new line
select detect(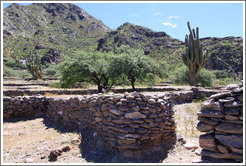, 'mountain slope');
201,37,243,76
97,22,184,64
3,3,111,62
3,3,243,78
97,23,243,77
